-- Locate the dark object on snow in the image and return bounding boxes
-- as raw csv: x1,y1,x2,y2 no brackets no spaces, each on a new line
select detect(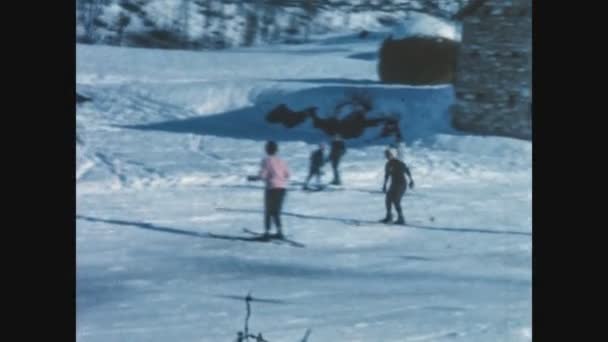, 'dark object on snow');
309,110,387,139
76,93,92,104
265,104,316,128
339,110,386,139
337,111,366,138
378,36,460,85
266,98,391,140
309,111,341,136
359,30,369,39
